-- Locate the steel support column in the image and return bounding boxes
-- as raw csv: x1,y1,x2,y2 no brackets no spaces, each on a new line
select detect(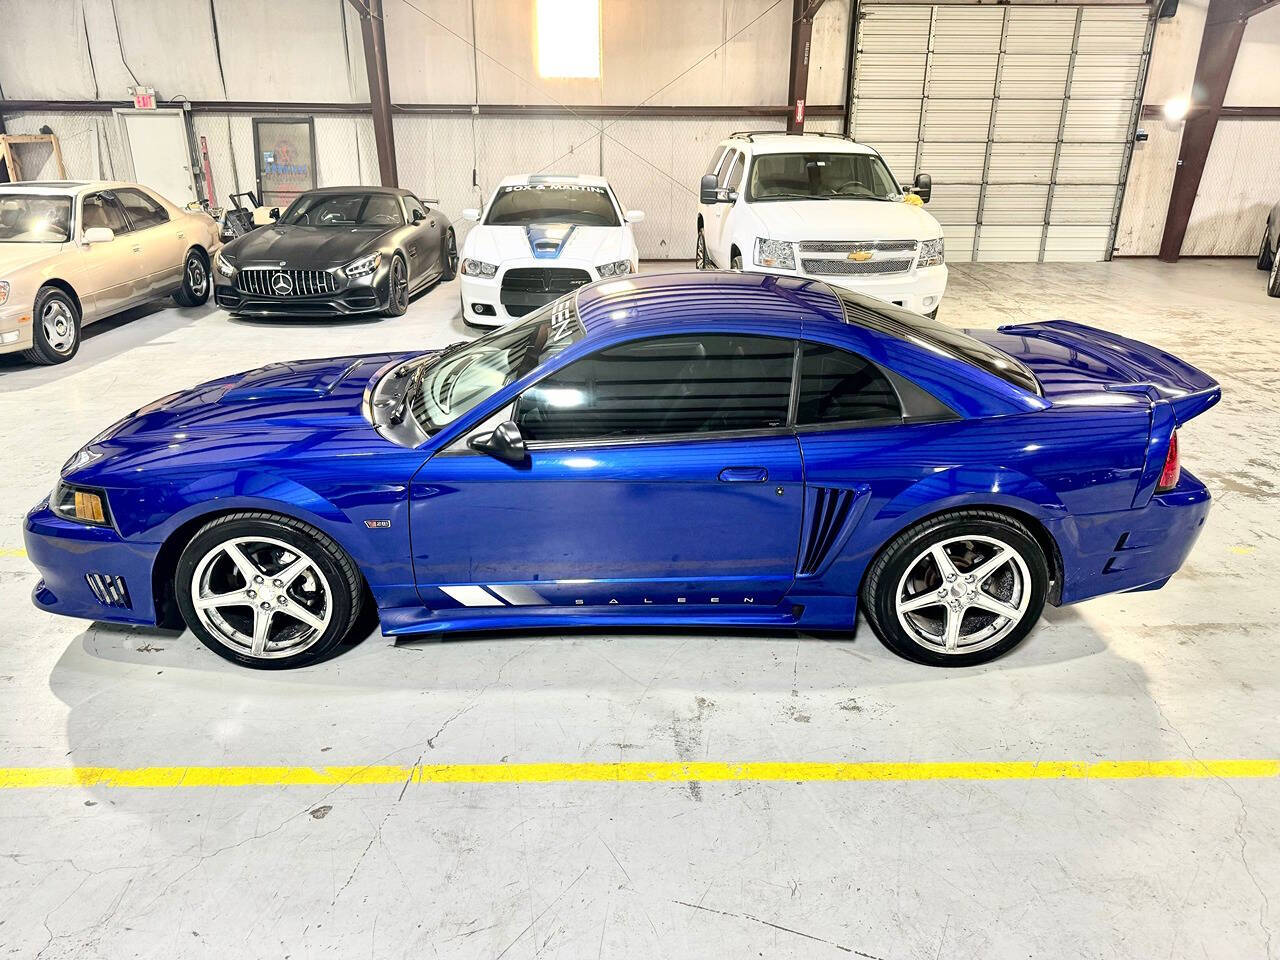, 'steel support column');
350,0,398,187
787,0,829,133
